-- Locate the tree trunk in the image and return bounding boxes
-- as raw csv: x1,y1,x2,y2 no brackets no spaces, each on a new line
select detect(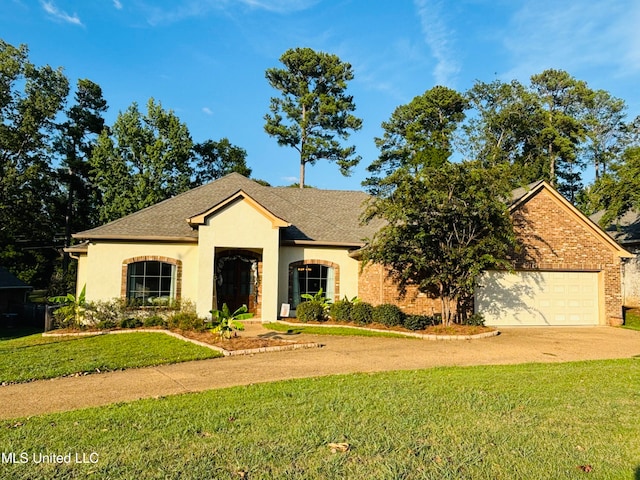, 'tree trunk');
299,160,305,189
